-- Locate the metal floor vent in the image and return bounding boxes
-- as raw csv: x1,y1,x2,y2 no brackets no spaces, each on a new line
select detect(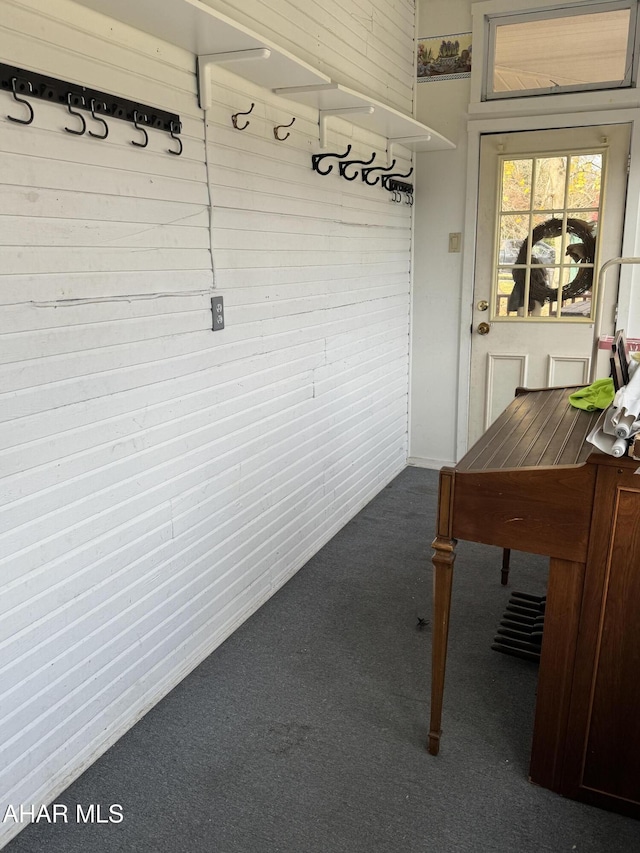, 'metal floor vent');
492,591,546,662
